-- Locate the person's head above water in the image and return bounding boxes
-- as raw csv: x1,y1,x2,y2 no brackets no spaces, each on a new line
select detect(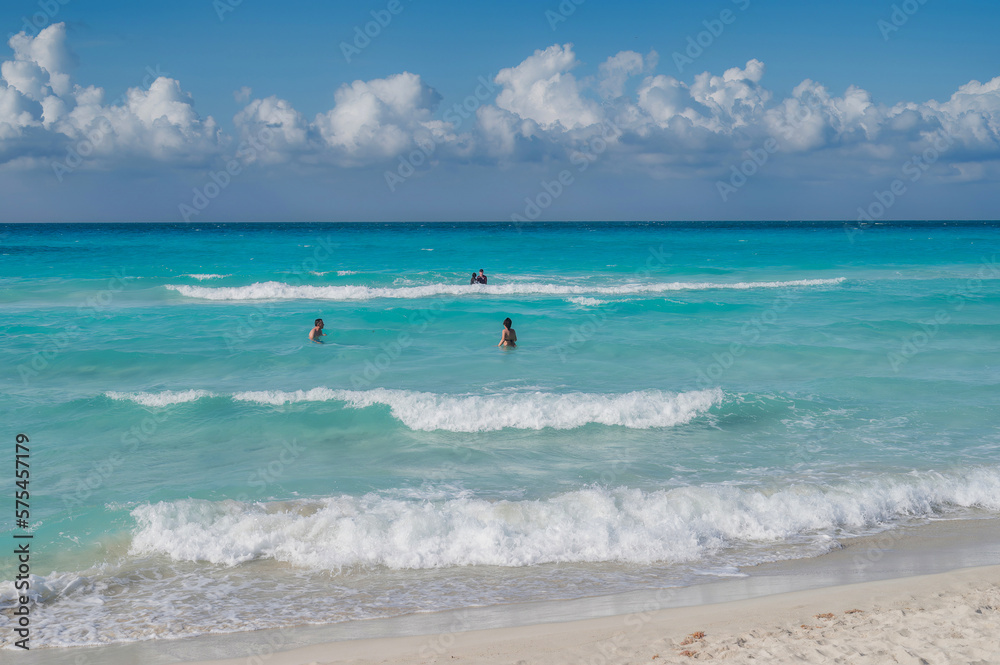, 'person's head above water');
314,319,323,327
479,269,485,274
503,317,512,329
